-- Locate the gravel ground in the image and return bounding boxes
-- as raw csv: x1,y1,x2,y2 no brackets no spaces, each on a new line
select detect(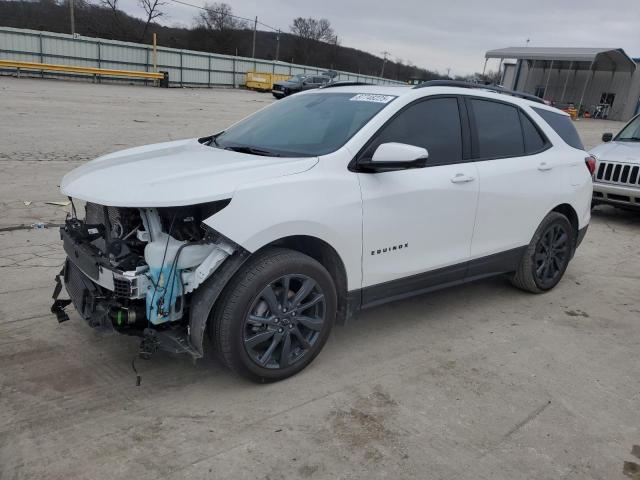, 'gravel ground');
0,77,638,480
